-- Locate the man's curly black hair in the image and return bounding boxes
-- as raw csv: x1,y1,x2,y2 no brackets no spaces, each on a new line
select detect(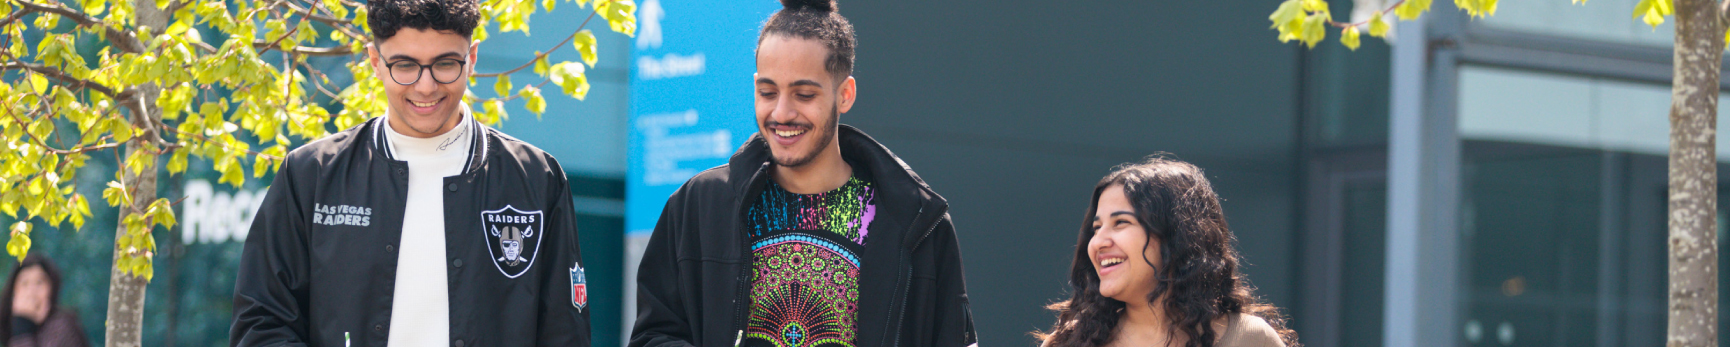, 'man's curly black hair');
758,0,856,82
366,0,481,42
